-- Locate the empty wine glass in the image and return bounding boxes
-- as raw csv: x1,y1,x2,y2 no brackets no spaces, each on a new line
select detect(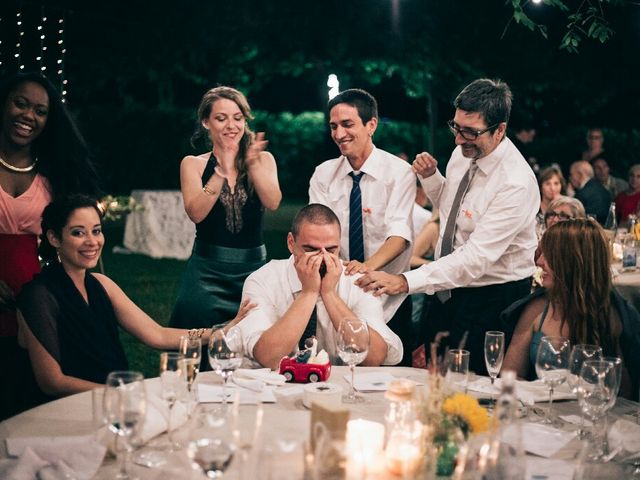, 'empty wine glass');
104,371,147,480
188,406,236,478
231,396,263,479
179,335,202,392
446,349,470,393
208,326,243,408
577,359,618,460
535,336,570,425
159,351,186,450
601,356,622,455
484,331,505,406
567,344,602,438
337,318,370,404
